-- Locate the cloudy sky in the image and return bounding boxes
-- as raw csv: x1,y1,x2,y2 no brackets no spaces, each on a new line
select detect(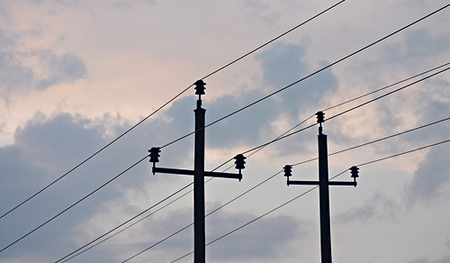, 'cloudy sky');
1,0,450,262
